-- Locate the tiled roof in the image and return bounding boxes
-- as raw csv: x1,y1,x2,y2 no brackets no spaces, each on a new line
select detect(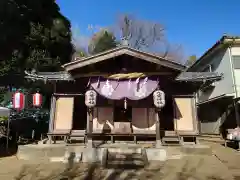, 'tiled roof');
175,72,223,81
